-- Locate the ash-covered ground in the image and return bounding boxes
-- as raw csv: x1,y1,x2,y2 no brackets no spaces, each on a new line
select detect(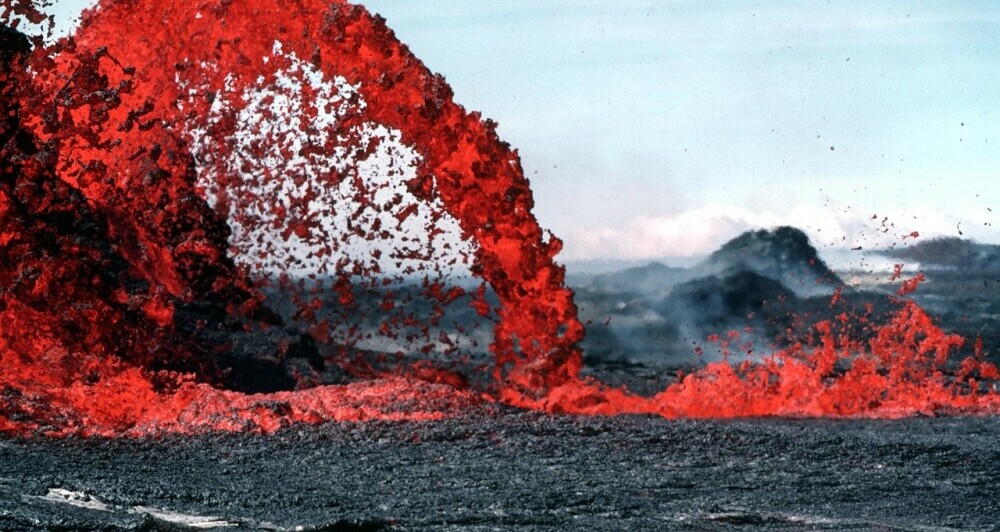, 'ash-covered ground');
2,410,999,530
